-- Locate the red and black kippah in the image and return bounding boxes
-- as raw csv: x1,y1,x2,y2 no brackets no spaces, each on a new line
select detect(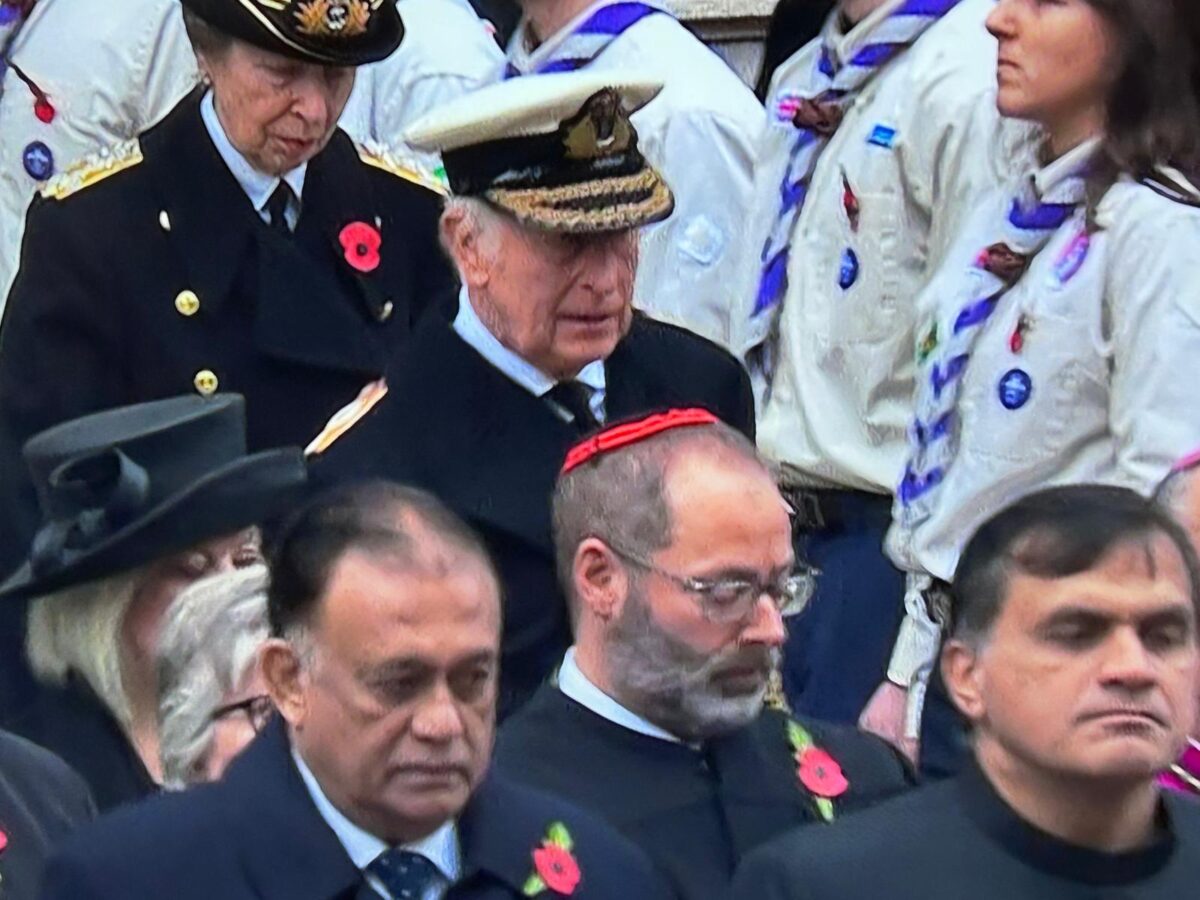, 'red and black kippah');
560,408,720,475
